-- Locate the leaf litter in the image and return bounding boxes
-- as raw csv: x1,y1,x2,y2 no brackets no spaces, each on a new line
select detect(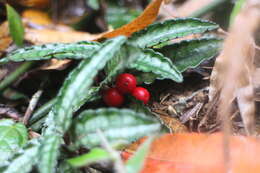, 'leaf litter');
1,0,260,172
